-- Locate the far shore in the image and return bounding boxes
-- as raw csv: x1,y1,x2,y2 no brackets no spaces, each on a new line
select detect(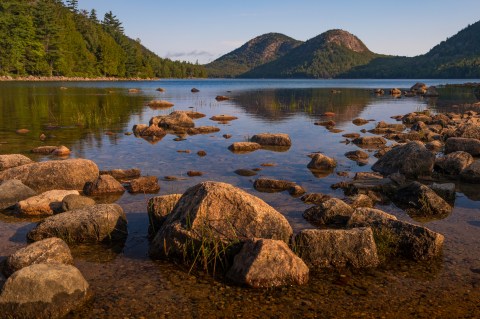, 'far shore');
0,75,164,82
